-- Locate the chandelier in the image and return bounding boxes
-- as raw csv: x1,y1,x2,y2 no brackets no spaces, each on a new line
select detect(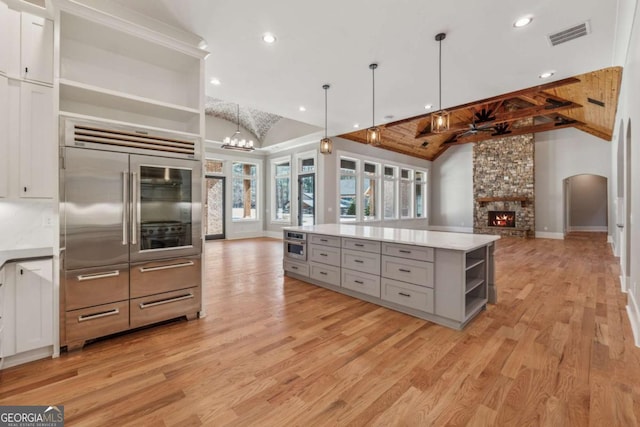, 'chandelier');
222,104,255,151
